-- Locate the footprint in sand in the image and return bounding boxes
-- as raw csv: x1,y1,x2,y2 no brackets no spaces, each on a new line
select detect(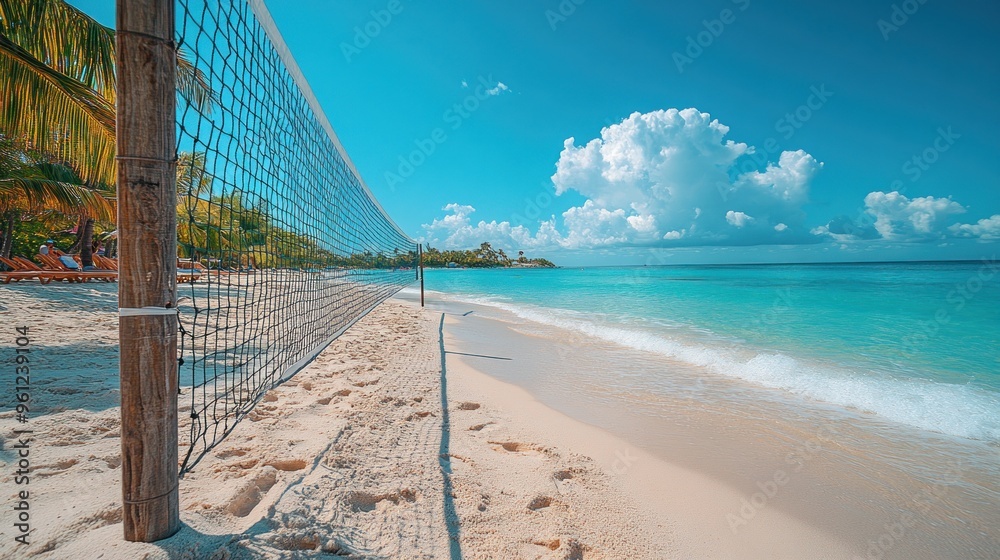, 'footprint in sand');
225,468,278,517
265,458,308,472
343,488,417,513
527,495,556,511
468,422,494,431
266,532,323,552
553,469,577,482
456,401,481,411
35,458,79,477
532,538,561,551
406,411,435,421
488,441,550,455
215,448,249,459
561,539,589,560
72,505,124,530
